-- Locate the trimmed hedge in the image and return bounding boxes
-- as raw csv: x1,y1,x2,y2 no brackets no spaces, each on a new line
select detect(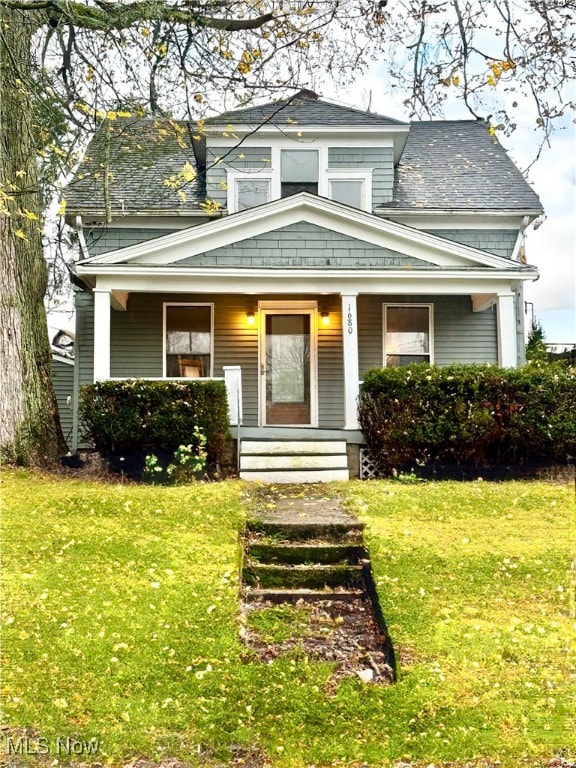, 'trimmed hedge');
358,364,576,475
80,379,230,468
